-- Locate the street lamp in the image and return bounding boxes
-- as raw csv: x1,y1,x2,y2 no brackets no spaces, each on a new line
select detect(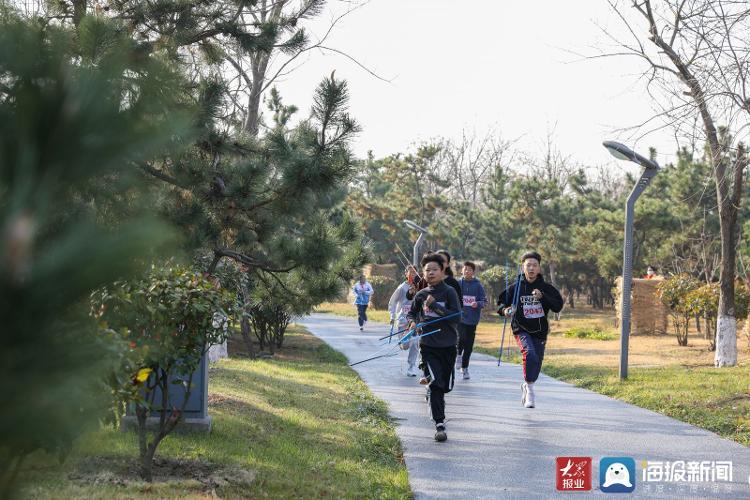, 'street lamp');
403,219,428,267
603,141,660,380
